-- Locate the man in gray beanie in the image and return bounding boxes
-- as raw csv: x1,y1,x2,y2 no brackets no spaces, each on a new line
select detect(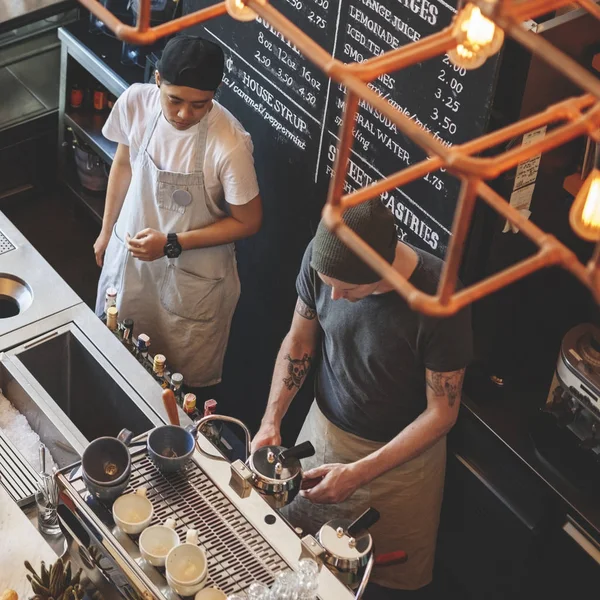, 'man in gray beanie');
252,200,472,598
